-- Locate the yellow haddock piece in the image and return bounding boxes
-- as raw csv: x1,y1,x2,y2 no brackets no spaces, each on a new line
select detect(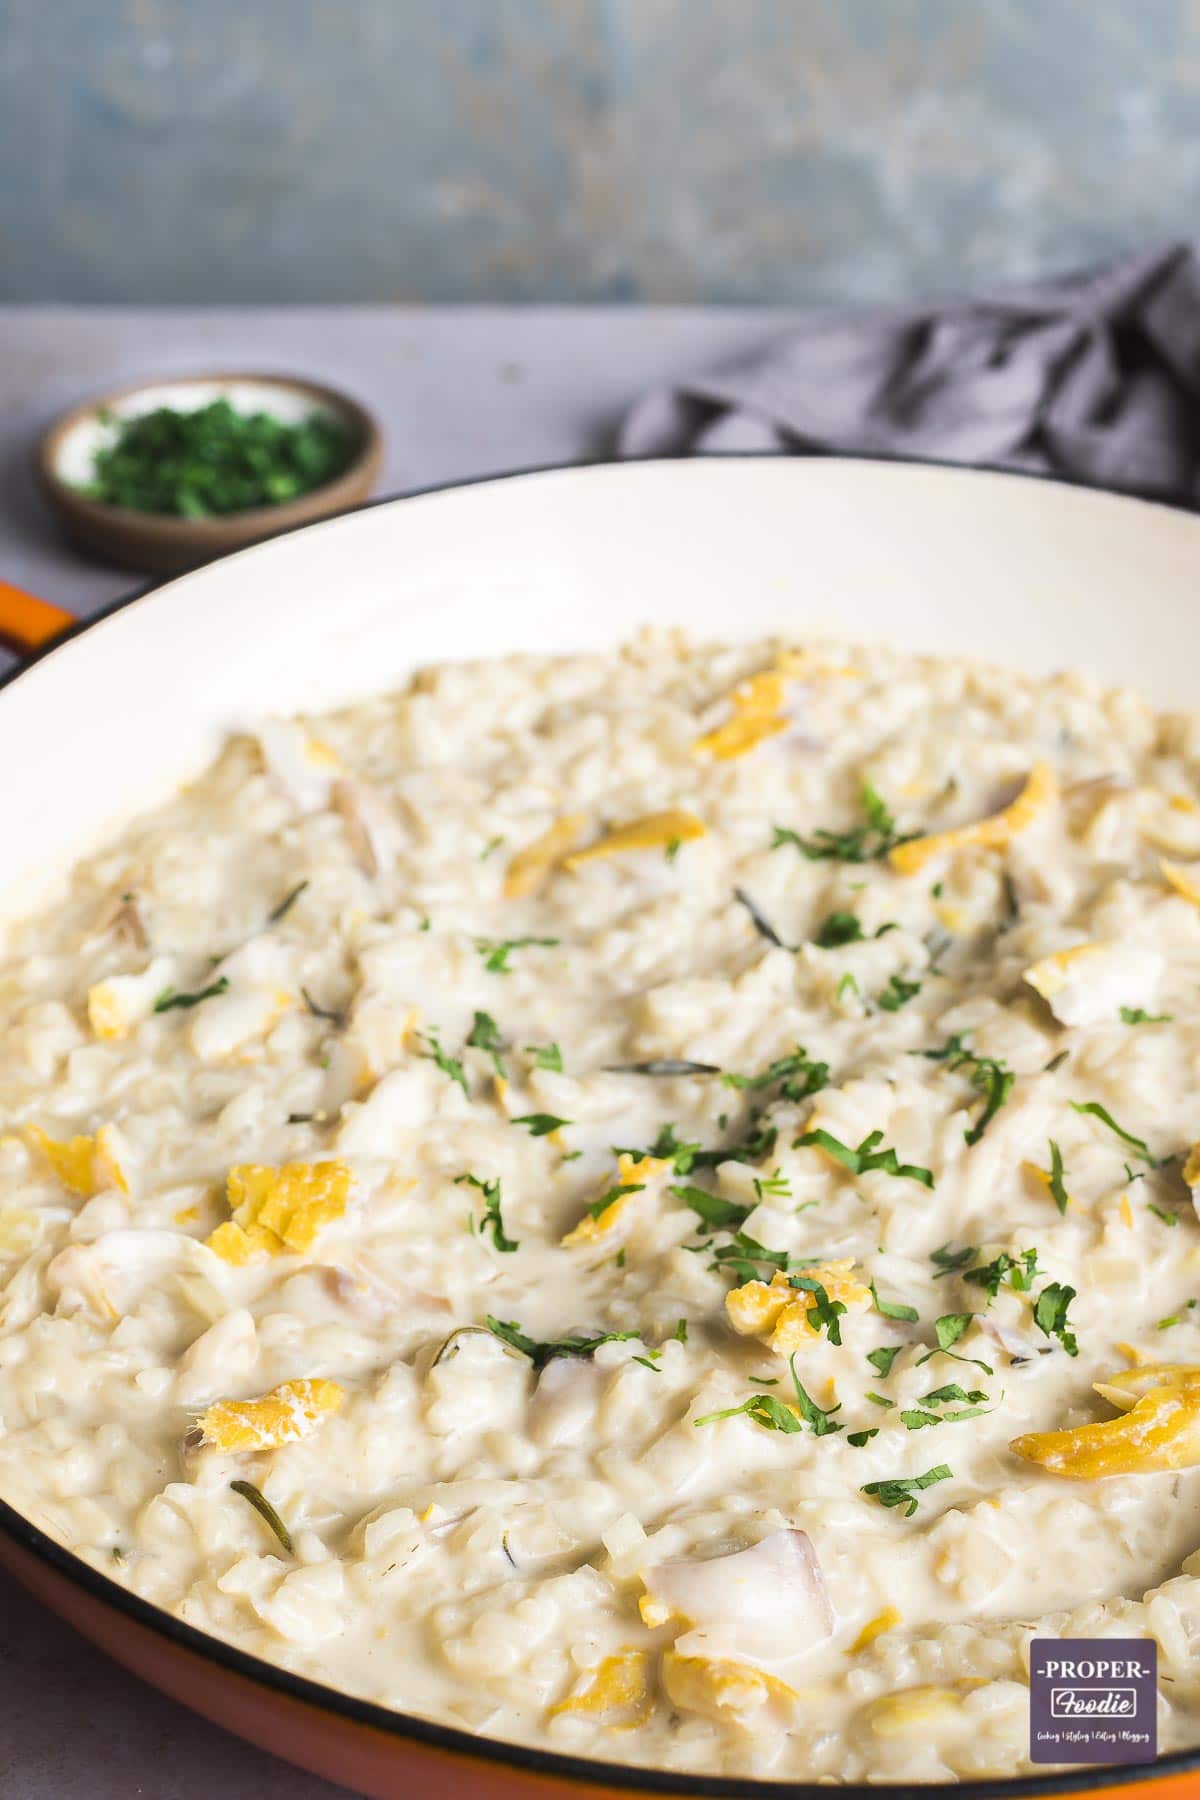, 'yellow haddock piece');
662,1651,797,1720
564,810,706,869
205,1161,352,1263
1160,858,1200,908
26,1123,127,1196
726,1261,871,1354
851,1606,903,1653
195,1376,345,1453
694,650,859,761
1022,942,1103,1000
551,1650,653,1728
1011,1365,1200,1478
693,665,791,761
888,762,1055,876
864,1685,965,1737
503,813,587,899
